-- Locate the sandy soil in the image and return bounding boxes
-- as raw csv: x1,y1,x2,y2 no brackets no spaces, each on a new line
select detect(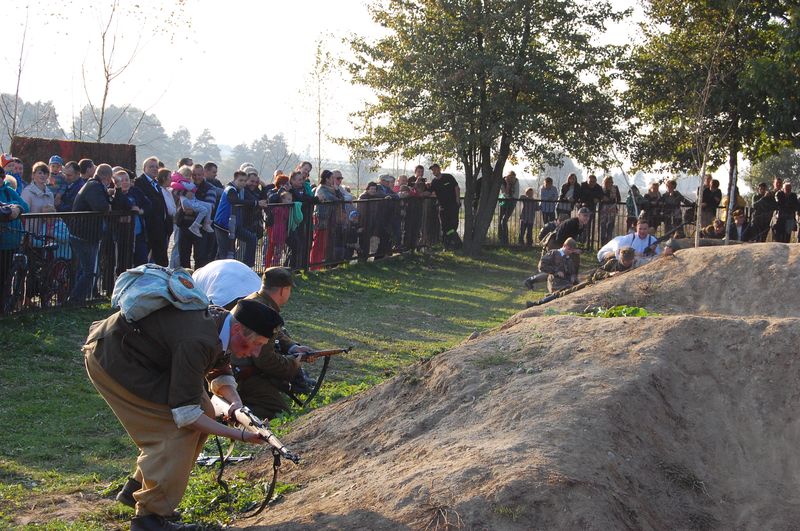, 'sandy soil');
233,243,800,530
